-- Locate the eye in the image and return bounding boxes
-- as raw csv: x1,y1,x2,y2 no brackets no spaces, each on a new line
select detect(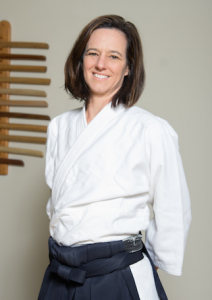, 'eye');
110,55,119,60
88,52,98,56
